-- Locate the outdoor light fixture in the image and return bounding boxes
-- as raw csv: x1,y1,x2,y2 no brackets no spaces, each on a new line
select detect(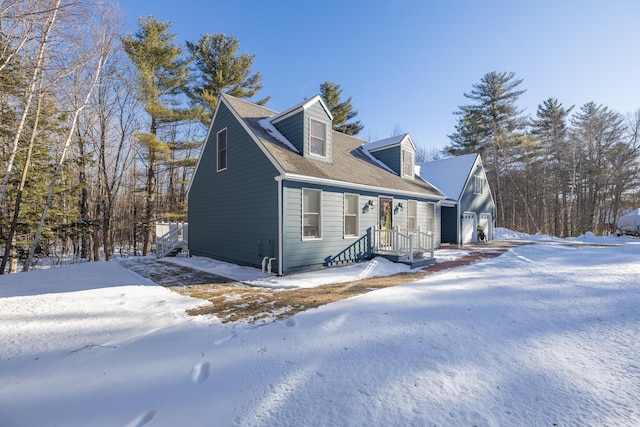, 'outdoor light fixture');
367,200,375,207
396,202,404,211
